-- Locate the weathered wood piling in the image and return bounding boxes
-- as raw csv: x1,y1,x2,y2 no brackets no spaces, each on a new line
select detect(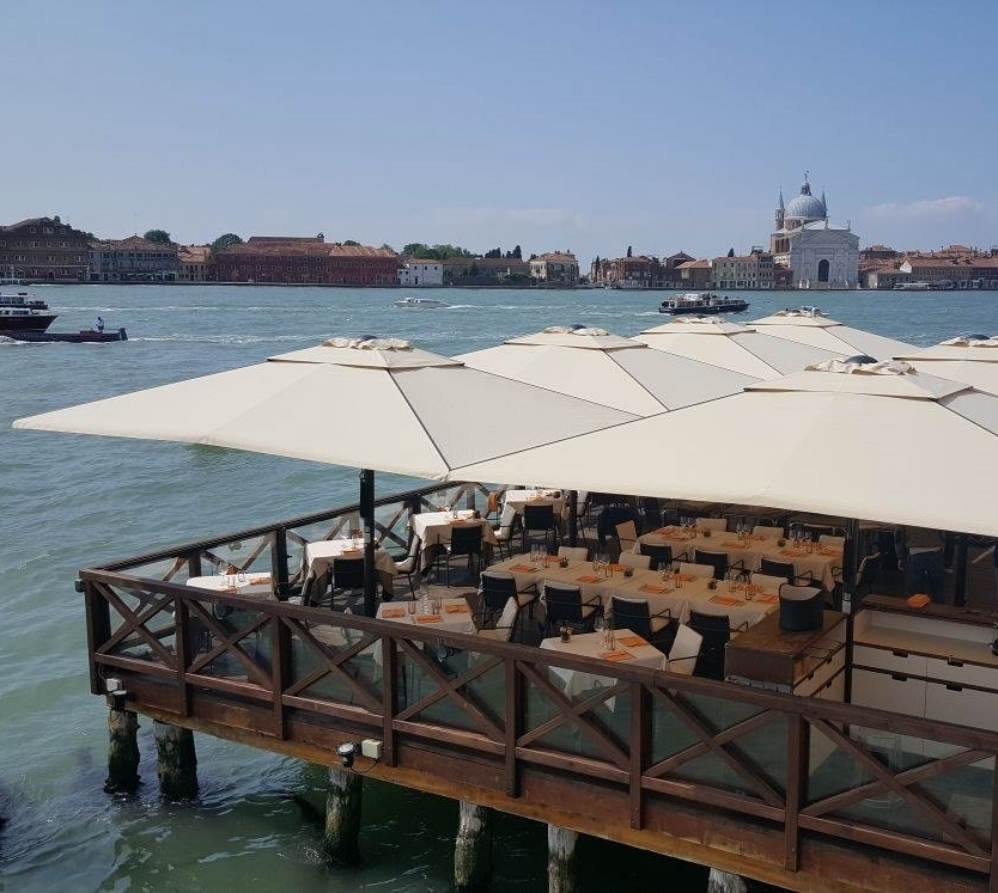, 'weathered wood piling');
322,767,363,865
453,800,493,891
104,707,140,793
708,867,749,893
547,824,579,893
153,720,198,800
